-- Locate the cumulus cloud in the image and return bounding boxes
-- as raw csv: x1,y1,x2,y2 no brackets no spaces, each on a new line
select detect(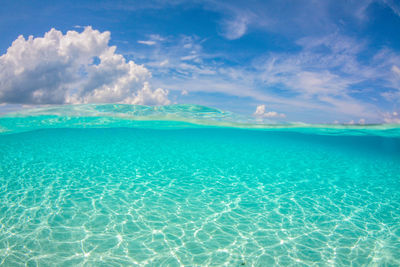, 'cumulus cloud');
0,27,170,105
254,104,286,118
